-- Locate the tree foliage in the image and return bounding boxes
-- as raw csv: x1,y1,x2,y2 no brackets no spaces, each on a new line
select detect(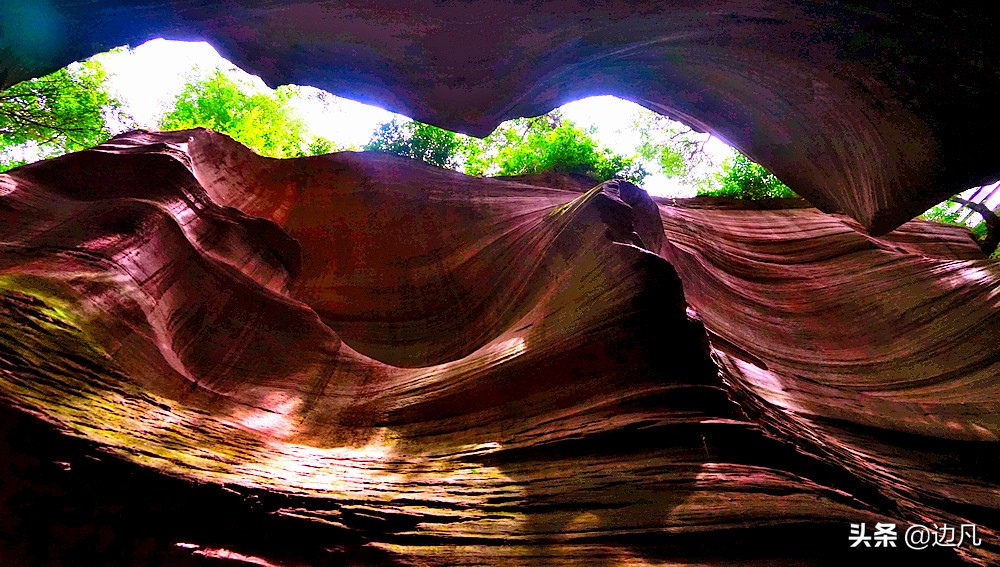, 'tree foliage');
922,199,968,226
366,112,646,184
922,197,997,257
632,109,712,182
2,56,799,205
0,59,124,171
698,153,797,199
477,114,646,184
364,118,464,168
160,70,334,158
